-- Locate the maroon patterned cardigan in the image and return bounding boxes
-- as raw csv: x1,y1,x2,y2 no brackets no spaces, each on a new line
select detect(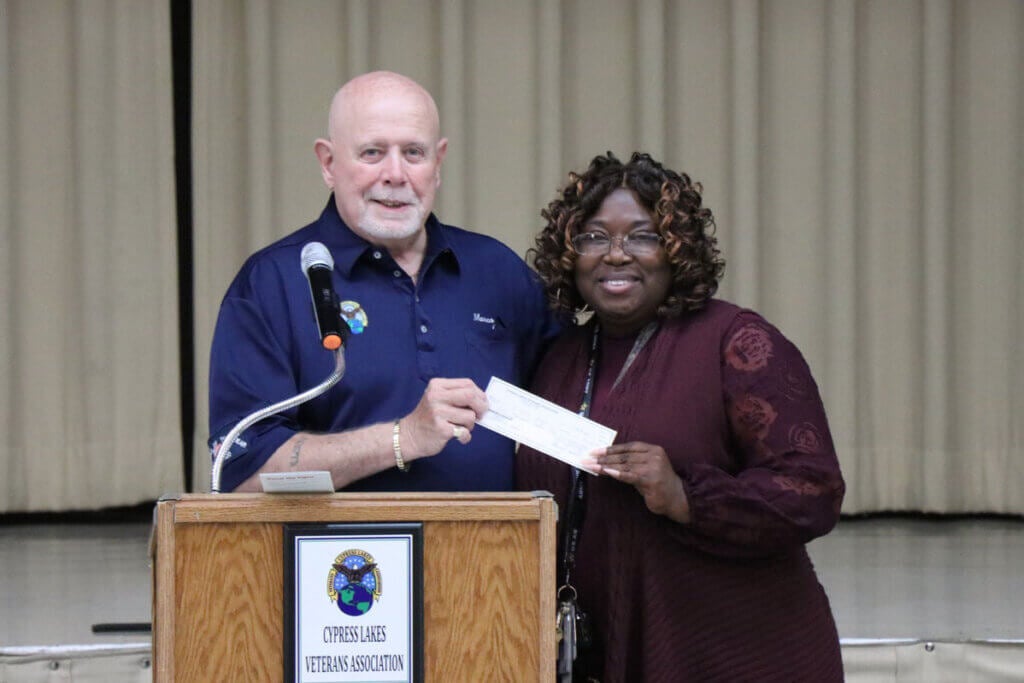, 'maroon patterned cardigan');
516,299,845,682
